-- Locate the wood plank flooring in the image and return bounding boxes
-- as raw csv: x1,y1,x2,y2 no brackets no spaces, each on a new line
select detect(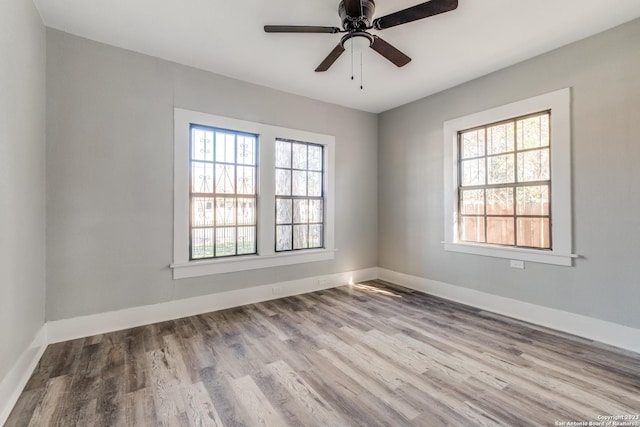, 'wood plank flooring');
5,280,640,426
